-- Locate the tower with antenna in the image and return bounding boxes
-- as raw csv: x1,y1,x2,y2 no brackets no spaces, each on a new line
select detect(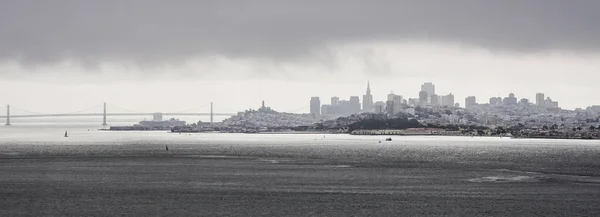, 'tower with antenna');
362,81,373,112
